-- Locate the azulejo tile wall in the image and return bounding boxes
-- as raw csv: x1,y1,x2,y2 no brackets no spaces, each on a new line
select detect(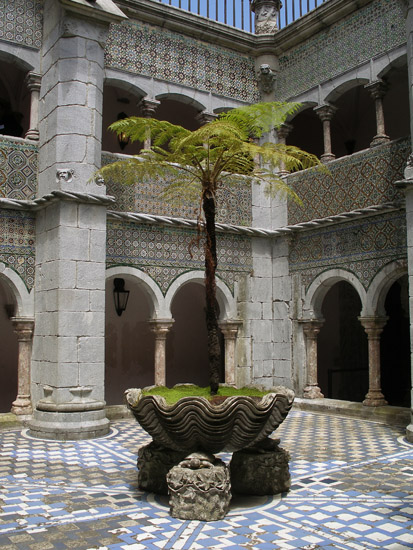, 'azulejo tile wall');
0,138,38,200
287,138,410,225
276,0,405,100
0,0,43,49
103,153,252,226
105,20,259,103
289,211,407,291
106,220,252,294
0,209,35,290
